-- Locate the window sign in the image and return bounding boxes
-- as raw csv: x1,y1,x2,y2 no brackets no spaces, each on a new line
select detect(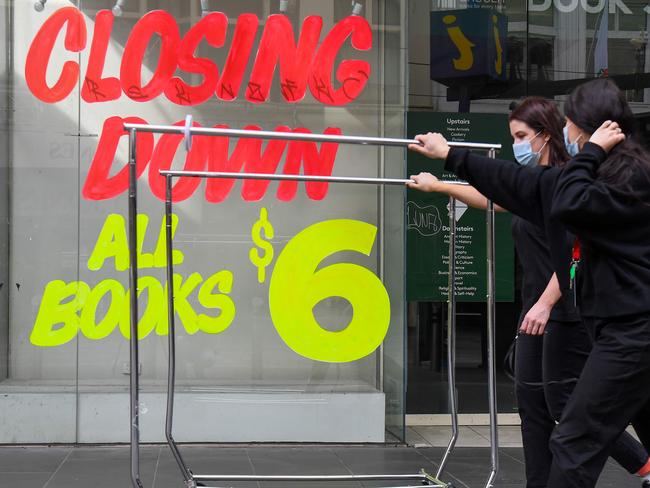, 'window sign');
21,5,394,365
406,111,514,302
